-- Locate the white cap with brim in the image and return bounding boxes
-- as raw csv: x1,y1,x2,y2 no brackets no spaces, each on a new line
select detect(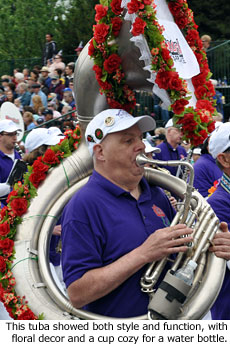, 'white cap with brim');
85,109,156,156
165,118,173,128
0,119,21,133
209,122,230,159
25,128,64,153
142,139,161,154
47,127,64,136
